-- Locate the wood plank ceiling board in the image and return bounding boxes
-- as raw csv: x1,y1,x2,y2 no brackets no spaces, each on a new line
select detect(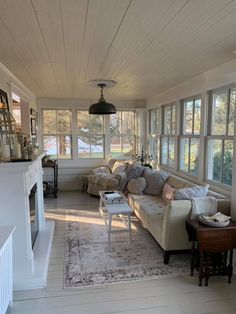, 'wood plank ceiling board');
97,0,188,98
73,0,132,99
0,0,48,95
0,0,236,99
107,0,236,98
